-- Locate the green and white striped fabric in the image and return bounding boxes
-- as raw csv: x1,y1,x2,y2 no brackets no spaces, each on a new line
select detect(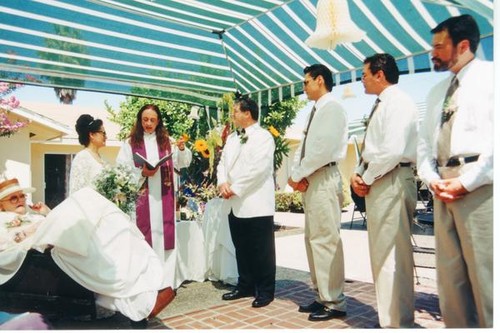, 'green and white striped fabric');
0,0,493,107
